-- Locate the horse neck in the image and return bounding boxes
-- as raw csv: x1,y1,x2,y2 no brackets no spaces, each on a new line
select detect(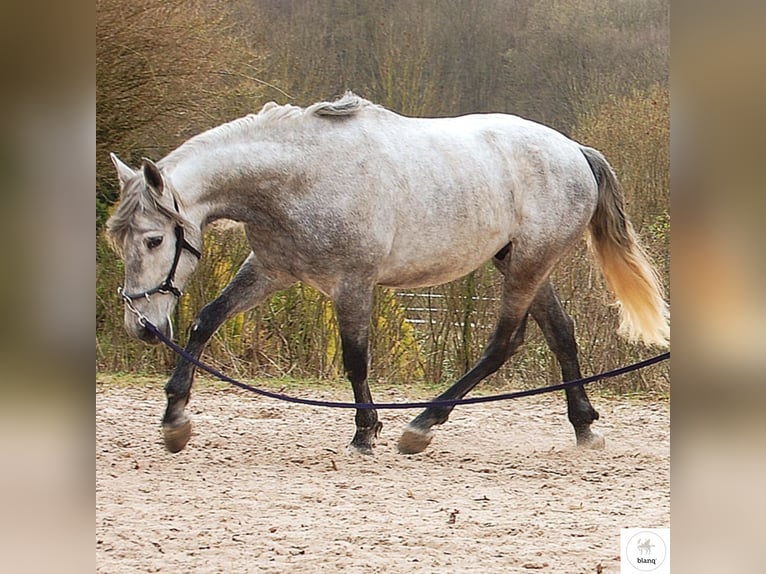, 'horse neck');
162,153,244,227
165,142,302,227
